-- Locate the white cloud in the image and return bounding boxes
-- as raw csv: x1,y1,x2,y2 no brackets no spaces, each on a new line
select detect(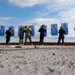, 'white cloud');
31,18,60,25
8,0,75,7
0,21,6,25
0,17,17,21
21,18,60,27
0,17,18,25
8,0,46,7
8,0,75,24
57,8,75,23
8,0,75,27
35,1,75,24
